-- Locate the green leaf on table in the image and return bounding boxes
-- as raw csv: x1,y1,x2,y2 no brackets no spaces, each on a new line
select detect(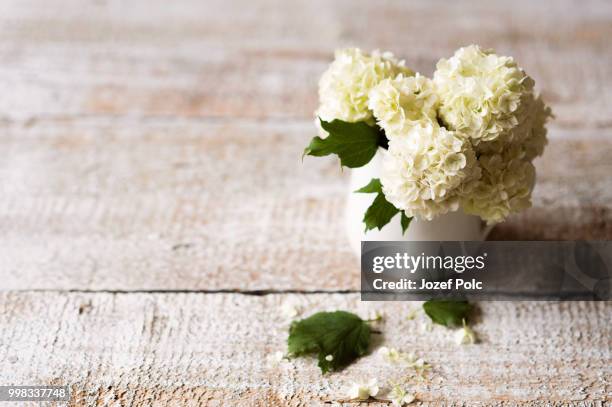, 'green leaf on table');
400,211,413,234
303,119,385,168
422,300,472,327
287,311,371,373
